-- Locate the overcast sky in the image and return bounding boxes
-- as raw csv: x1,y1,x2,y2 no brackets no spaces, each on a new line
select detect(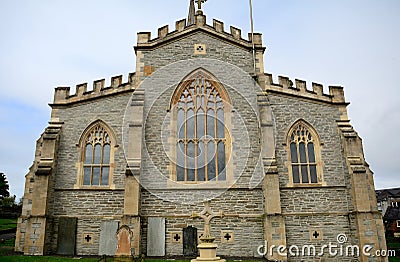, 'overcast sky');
0,0,399,199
